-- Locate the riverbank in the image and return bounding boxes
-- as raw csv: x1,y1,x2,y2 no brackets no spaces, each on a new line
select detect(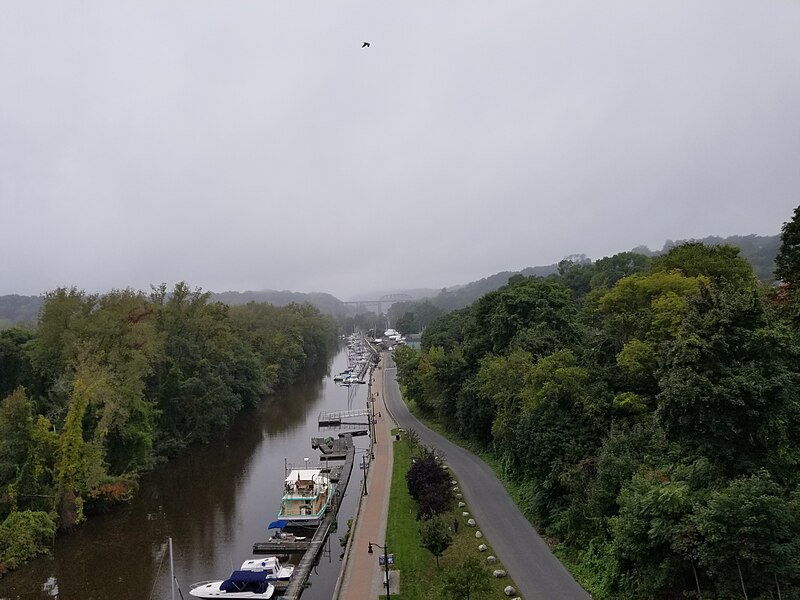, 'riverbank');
0,346,364,600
